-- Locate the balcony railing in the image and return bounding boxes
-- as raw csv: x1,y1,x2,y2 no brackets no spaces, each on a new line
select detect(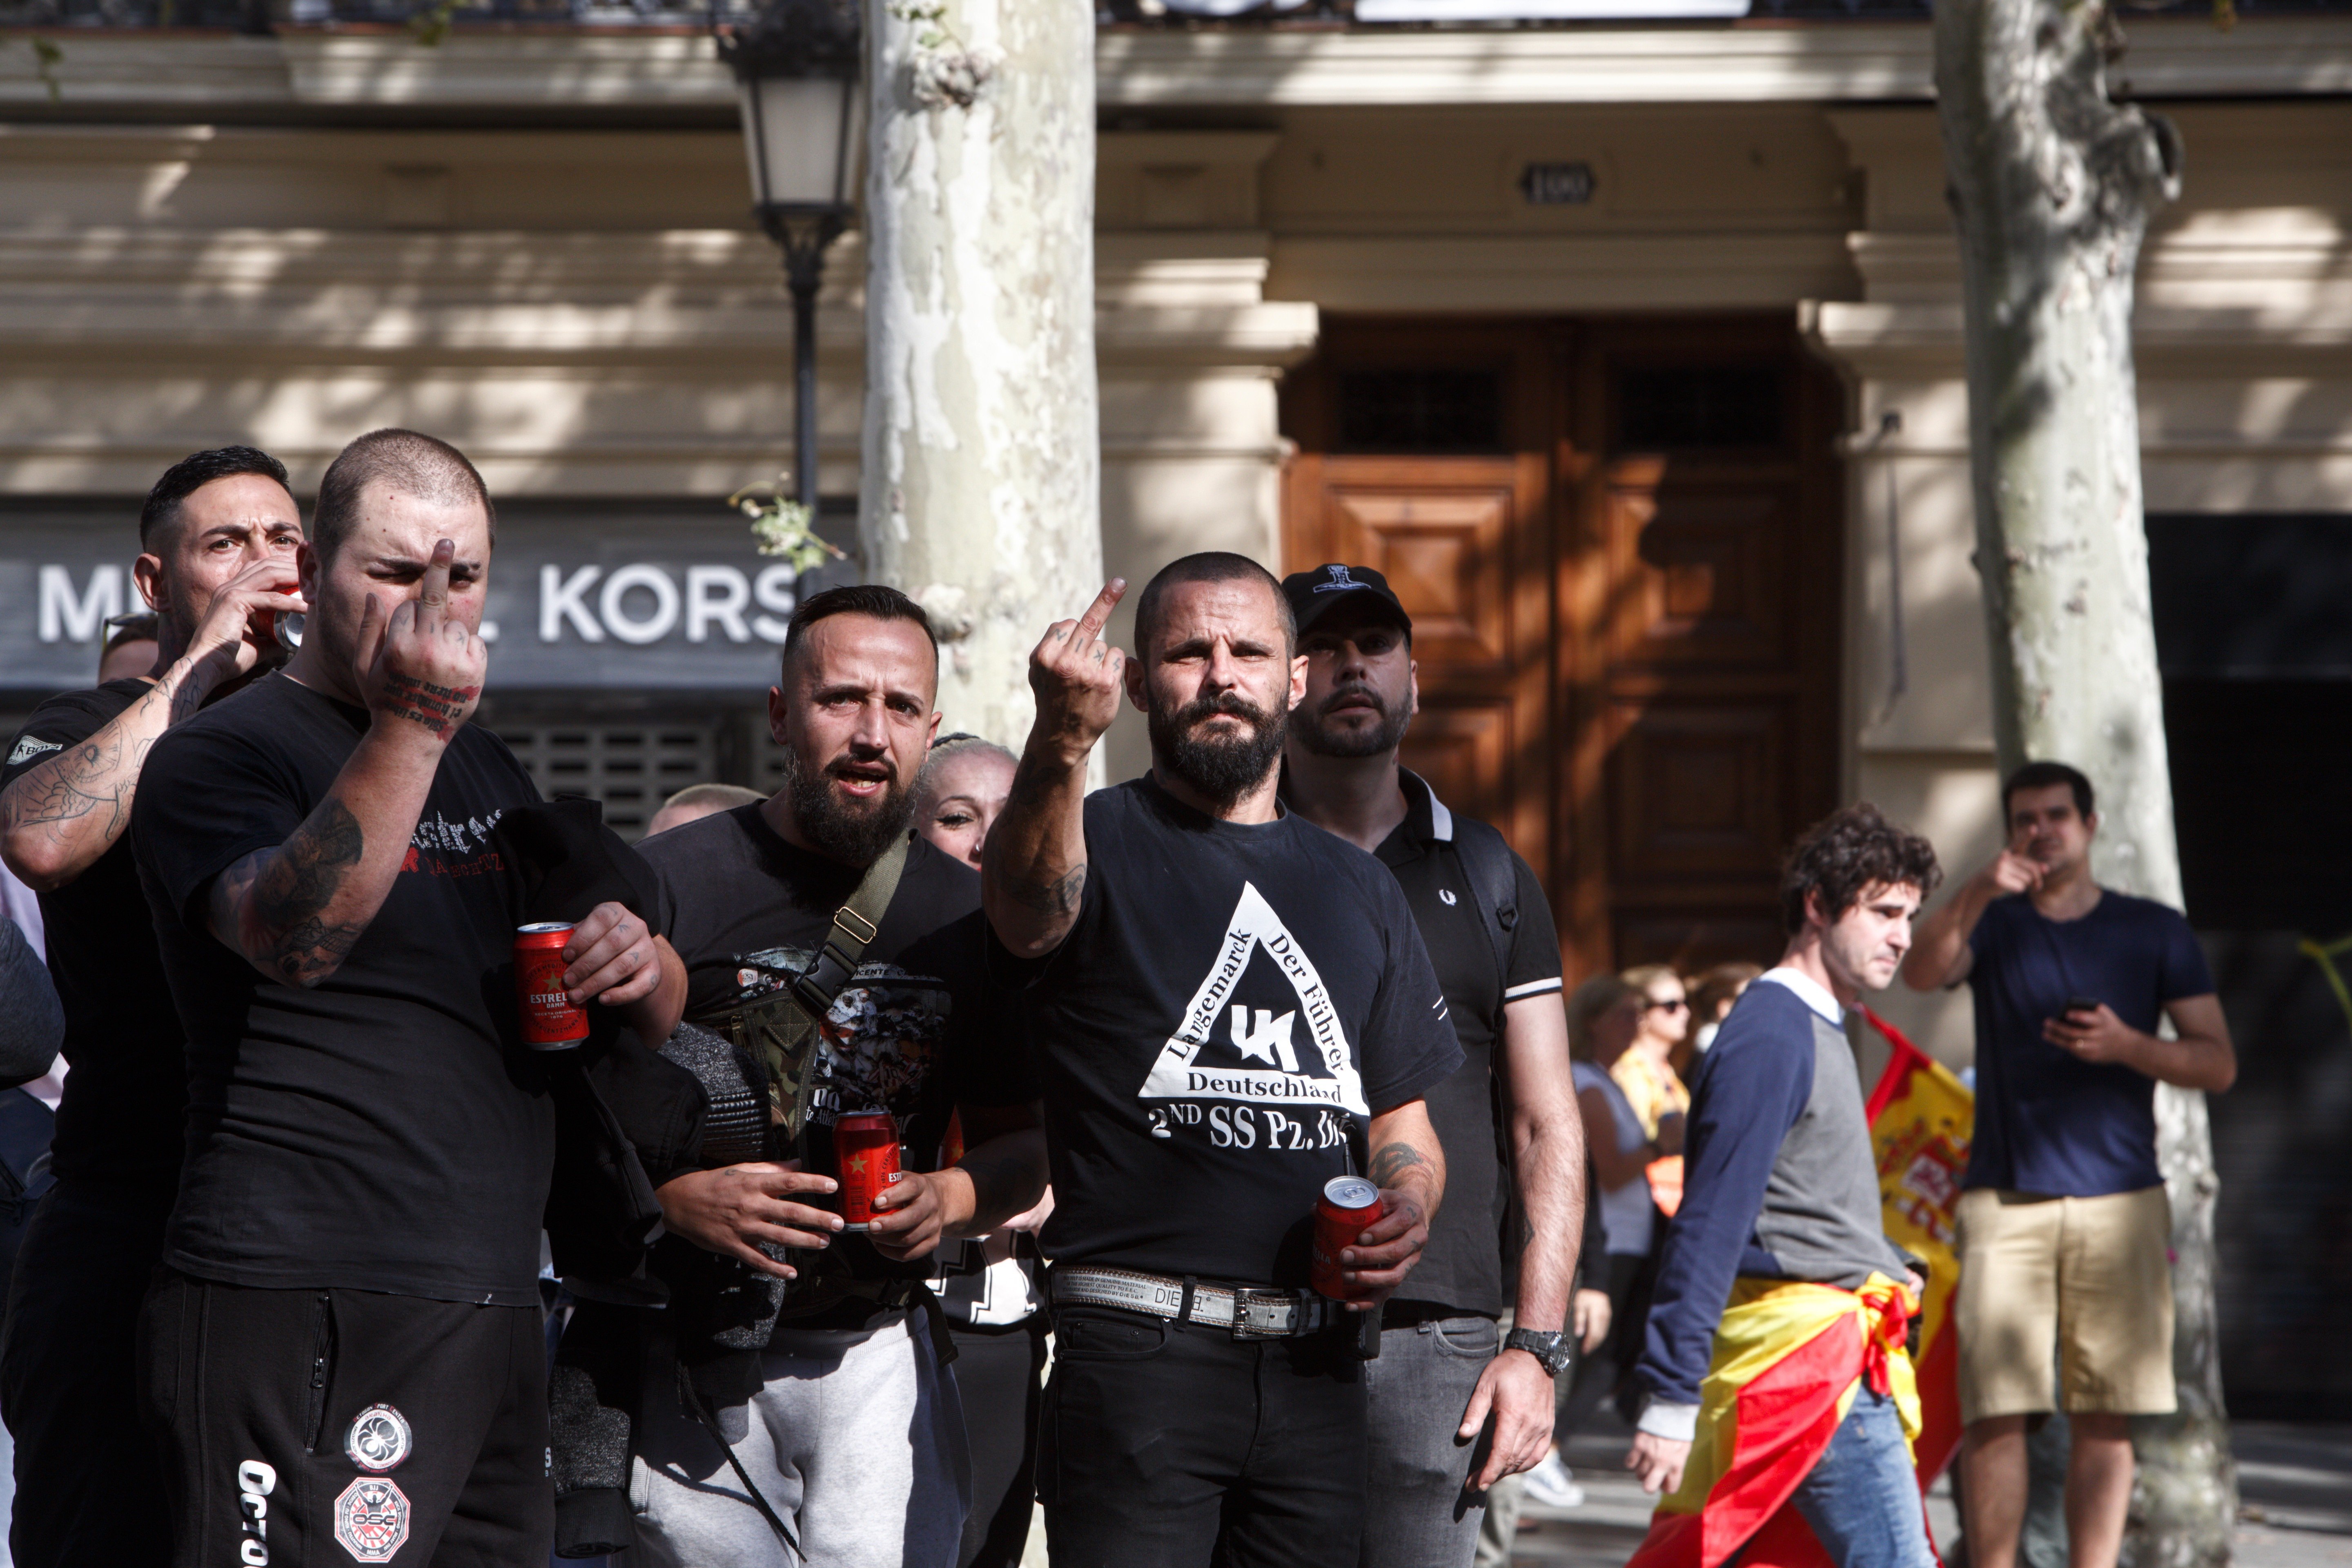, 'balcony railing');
0,0,2334,36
